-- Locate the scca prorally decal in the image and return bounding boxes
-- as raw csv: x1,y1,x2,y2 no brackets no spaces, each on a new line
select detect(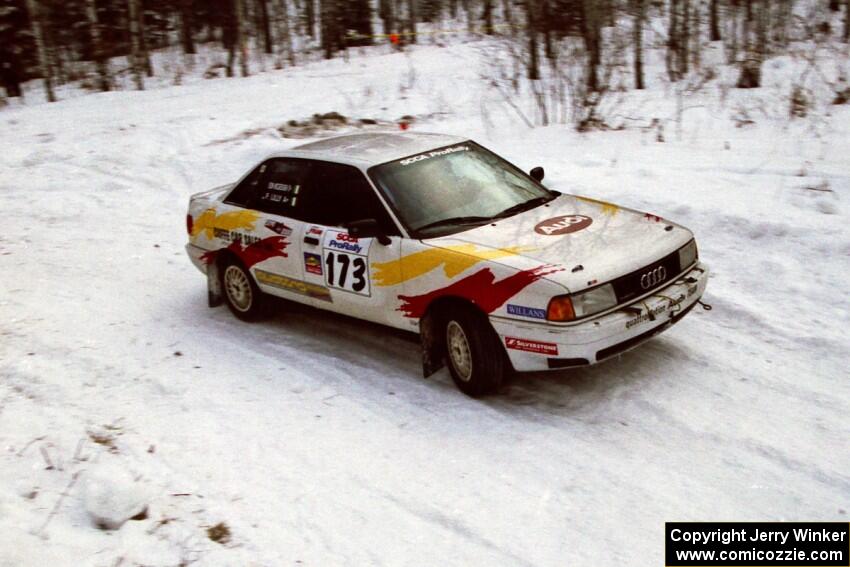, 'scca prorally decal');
371,244,533,287
191,208,260,240
201,236,289,268
534,215,593,236
504,337,559,356
324,231,370,255
576,196,620,216
399,145,469,166
255,269,332,302
506,304,547,320
265,220,293,237
397,265,563,319
304,252,322,275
